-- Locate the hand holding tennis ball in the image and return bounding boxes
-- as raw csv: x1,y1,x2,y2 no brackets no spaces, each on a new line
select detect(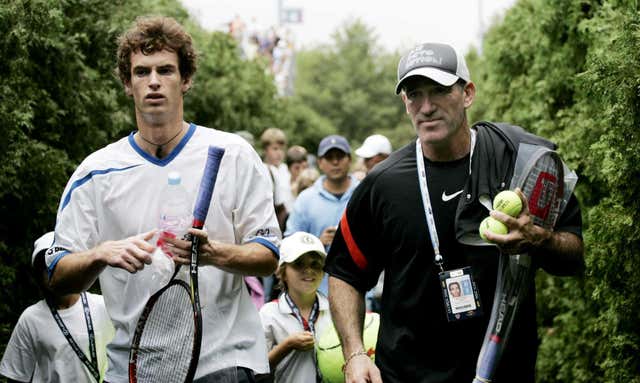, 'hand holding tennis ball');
493,190,523,217
479,217,509,241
